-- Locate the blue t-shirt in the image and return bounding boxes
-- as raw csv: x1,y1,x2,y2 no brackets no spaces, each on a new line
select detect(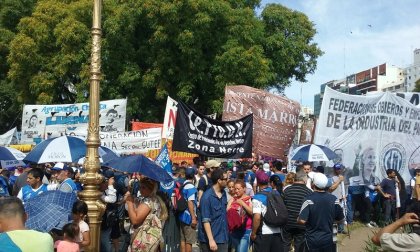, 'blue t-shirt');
244,171,256,185
179,181,197,225
380,178,397,197
298,191,344,249
198,187,228,243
